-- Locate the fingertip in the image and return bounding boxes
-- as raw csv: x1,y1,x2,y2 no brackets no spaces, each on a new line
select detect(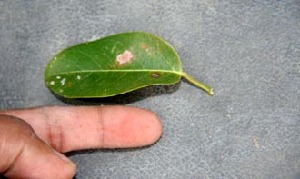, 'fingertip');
141,109,163,146
52,152,77,179
102,106,163,148
52,148,73,164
